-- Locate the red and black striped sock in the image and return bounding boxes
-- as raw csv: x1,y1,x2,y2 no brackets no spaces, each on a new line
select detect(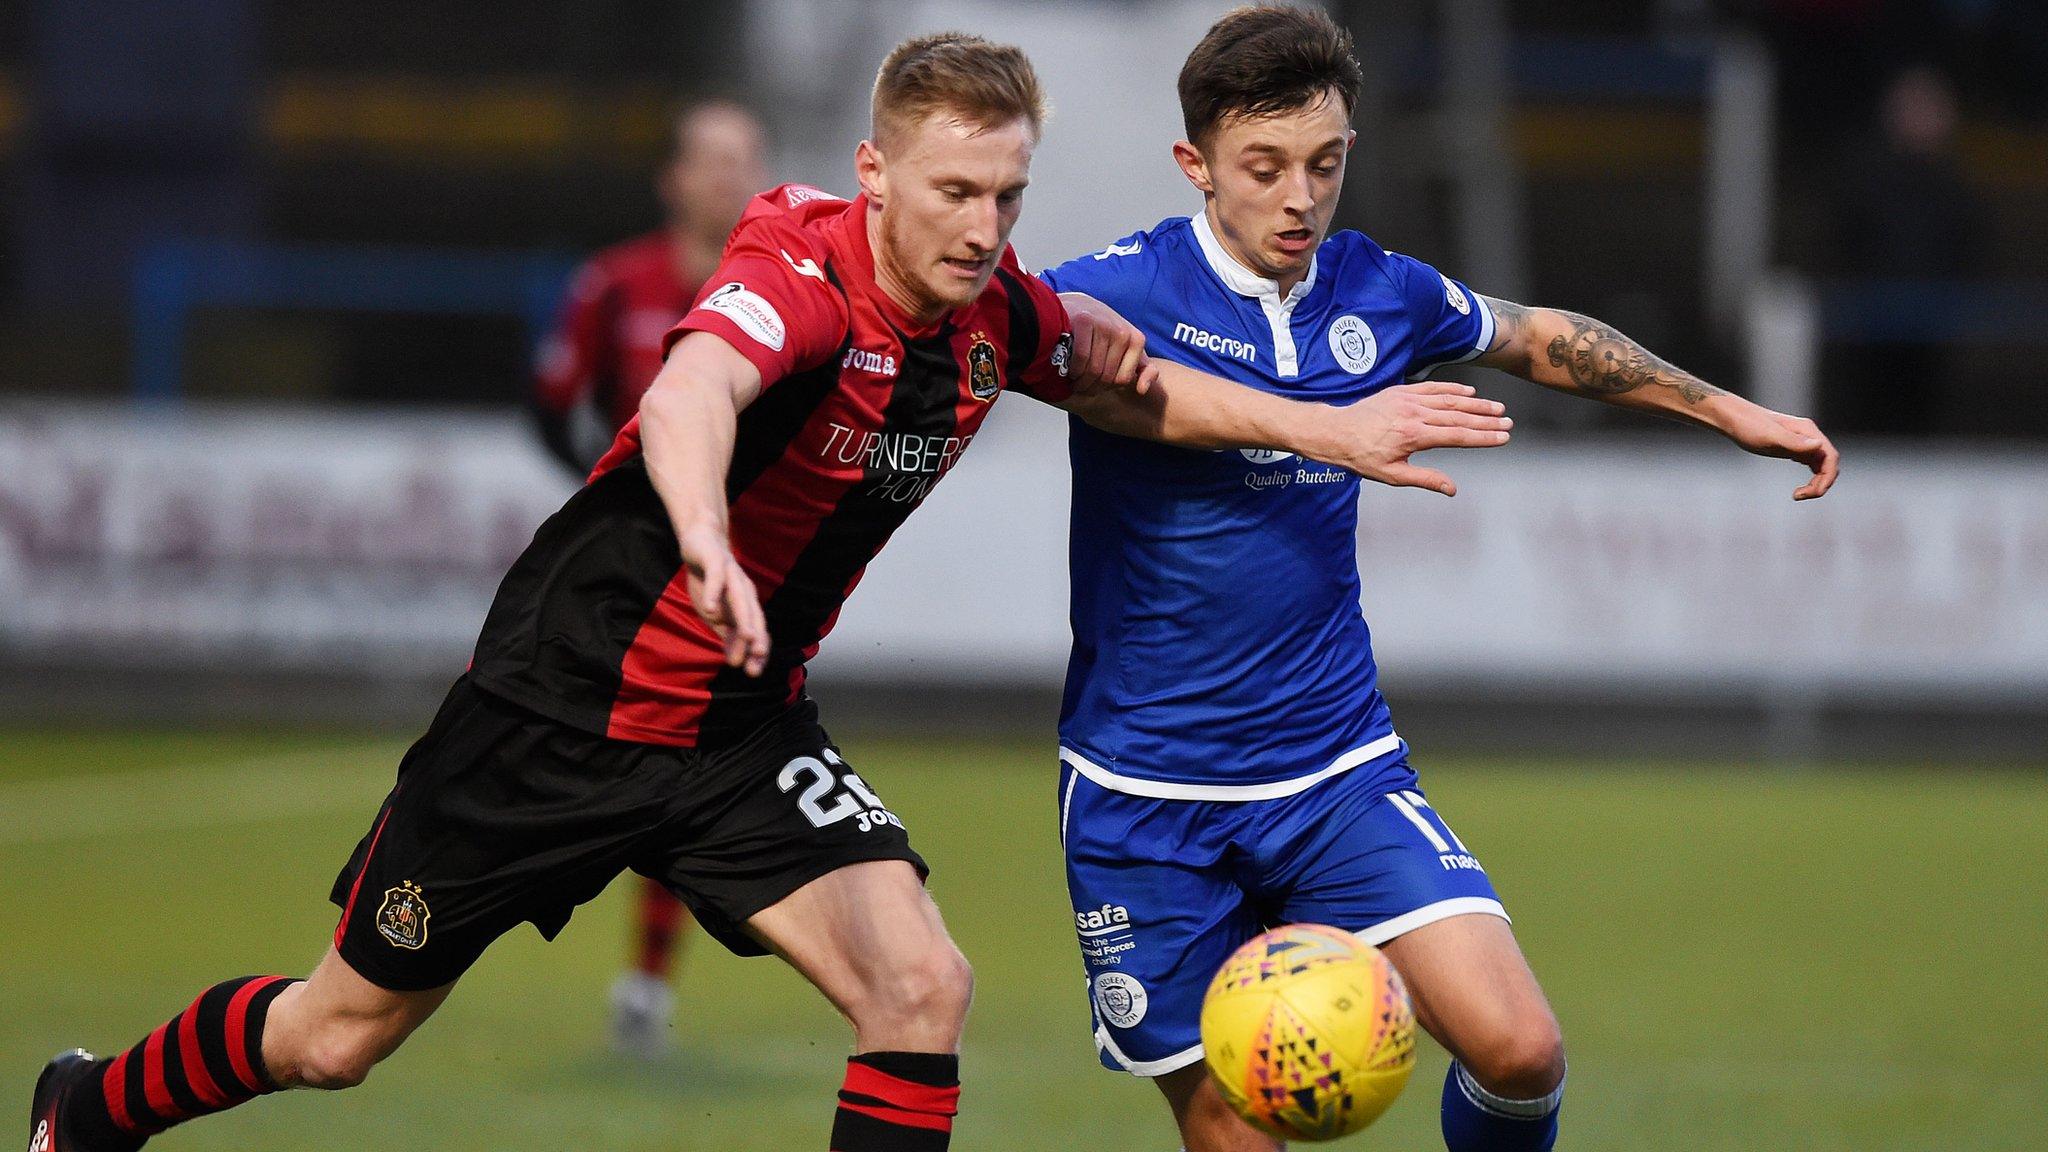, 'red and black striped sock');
66,976,299,1150
829,1051,960,1151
